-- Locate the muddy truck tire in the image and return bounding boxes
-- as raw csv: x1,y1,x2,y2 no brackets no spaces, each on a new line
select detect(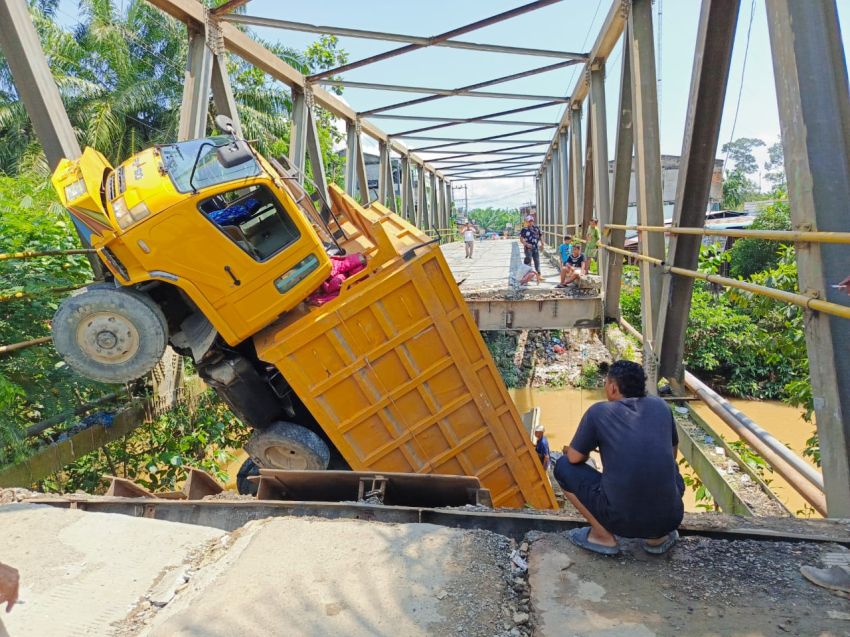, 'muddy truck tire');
246,422,331,471
52,284,168,383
